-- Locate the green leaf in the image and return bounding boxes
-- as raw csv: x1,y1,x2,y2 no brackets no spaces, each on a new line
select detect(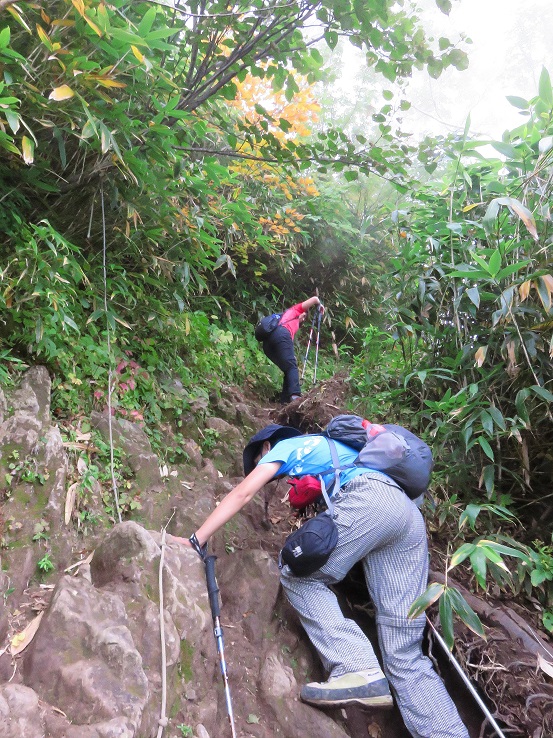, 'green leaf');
531,569,548,586
449,542,476,567
491,141,519,159
478,436,494,461
538,66,553,105
137,6,157,36
0,26,10,49
459,506,480,532
506,95,528,110
110,28,149,47
436,0,452,15
466,286,480,307
325,30,338,50
482,464,495,496
344,170,358,182
479,409,494,436
469,546,487,588
479,544,507,567
515,389,530,424
5,109,20,134
448,49,469,71
221,83,237,101
530,385,553,402
246,714,260,724
408,582,444,619
488,250,501,277
448,588,485,638
62,314,80,332
496,261,531,281
439,592,454,650
486,406,506,431
536,277,552,312
543,611,553,633
478,540,530,562
449,268,489,279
